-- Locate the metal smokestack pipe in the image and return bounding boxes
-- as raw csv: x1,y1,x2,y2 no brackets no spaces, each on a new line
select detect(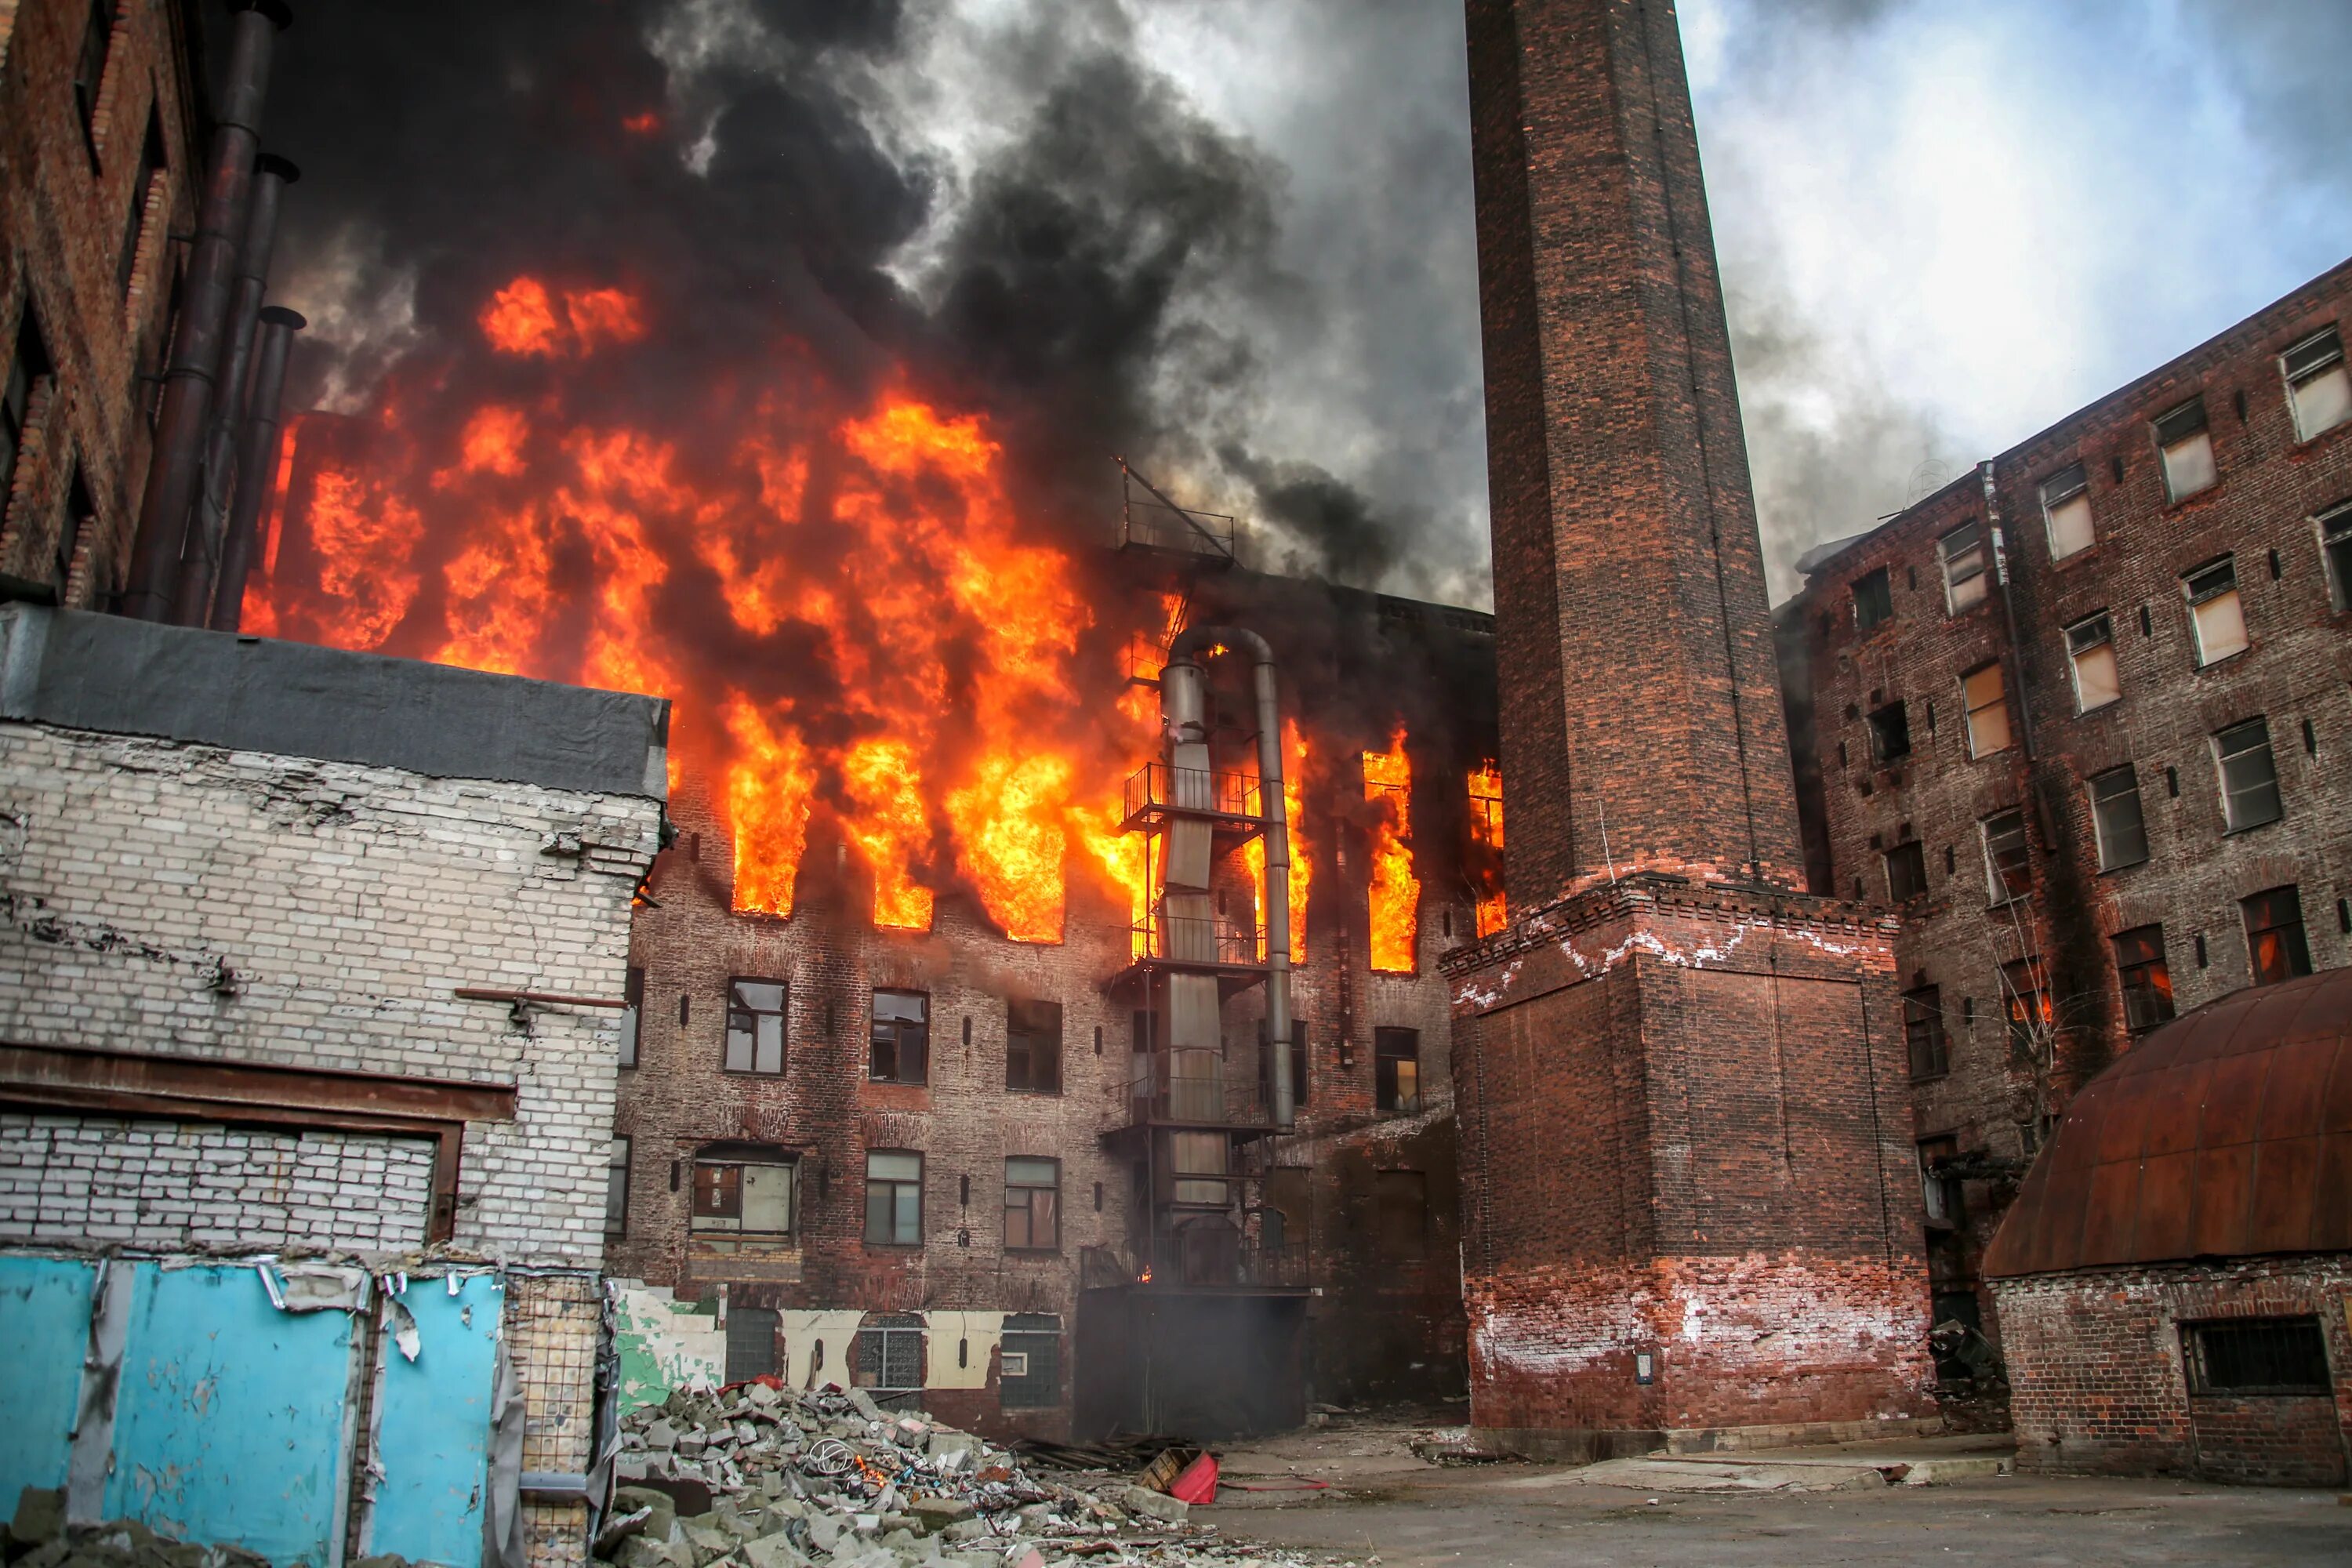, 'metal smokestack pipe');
209,306,303,633
122,0,292,622
1163,625,1295,1130
174,152,298,627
